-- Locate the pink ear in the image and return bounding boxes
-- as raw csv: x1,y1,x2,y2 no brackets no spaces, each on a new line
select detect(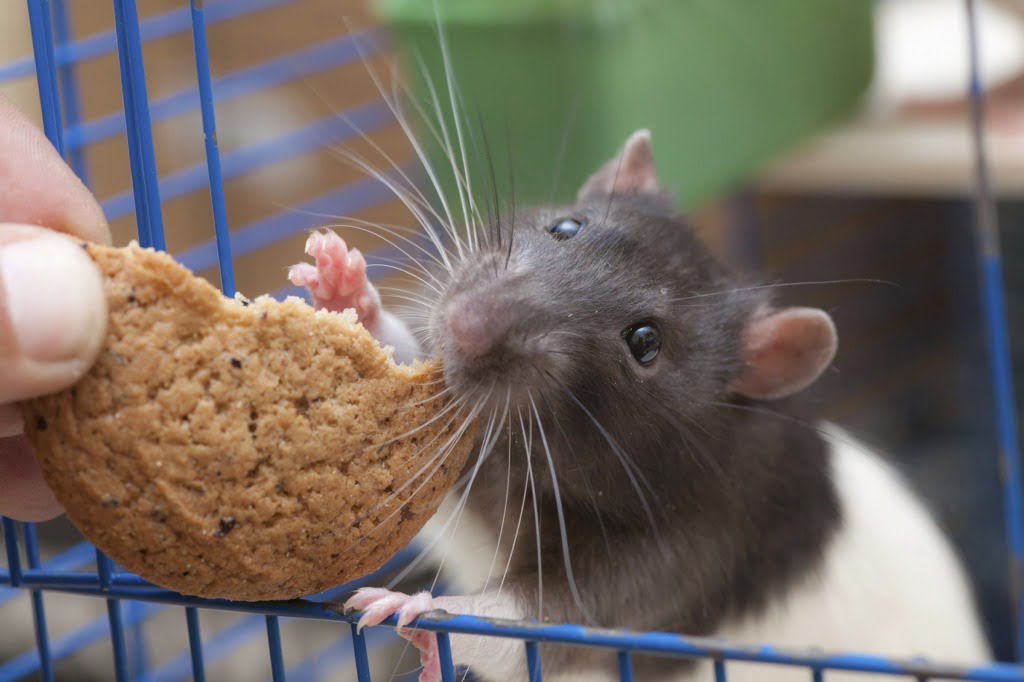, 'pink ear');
730,307,837,400
577,129,659,201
